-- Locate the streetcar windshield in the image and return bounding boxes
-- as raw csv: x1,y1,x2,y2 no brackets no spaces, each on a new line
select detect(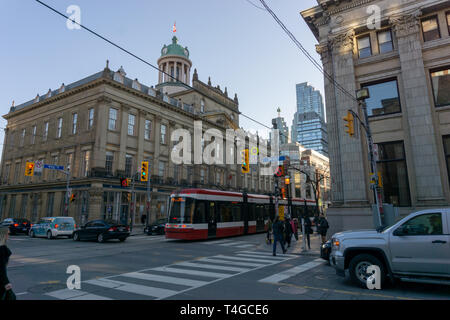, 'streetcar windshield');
168,197,195,223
